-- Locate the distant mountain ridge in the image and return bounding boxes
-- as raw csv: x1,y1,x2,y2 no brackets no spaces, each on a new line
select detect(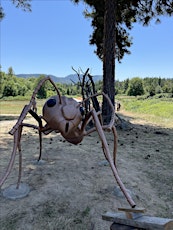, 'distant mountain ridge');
16,74,103,84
